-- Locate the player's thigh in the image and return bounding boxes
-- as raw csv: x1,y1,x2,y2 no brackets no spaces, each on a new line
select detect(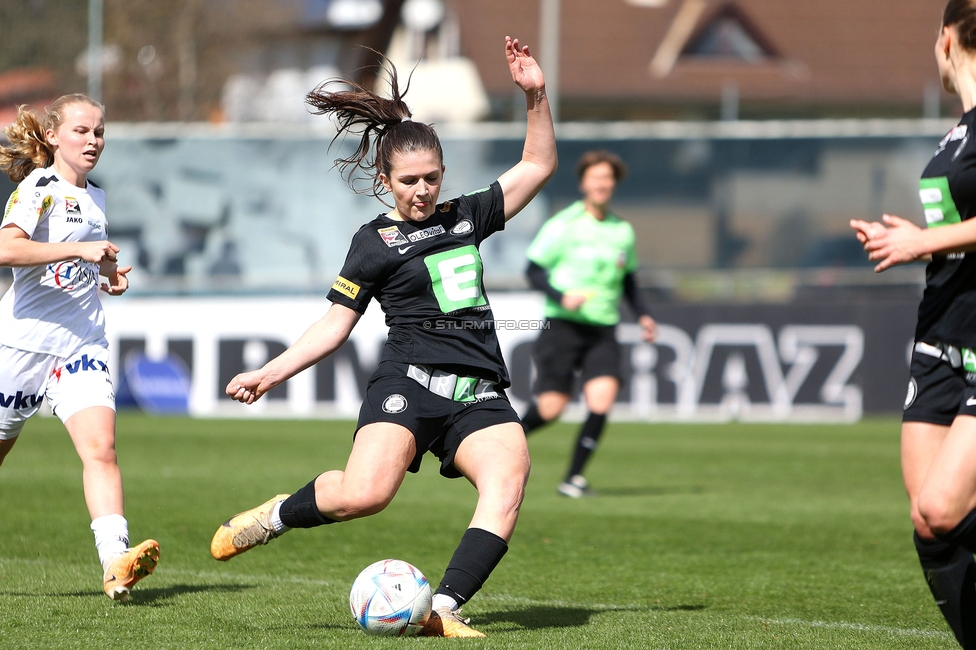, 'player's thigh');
902,420,949,501
64,406,117,463
917,414,976,532
453,421,530,494
0,346,52,440
342,421,417,506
